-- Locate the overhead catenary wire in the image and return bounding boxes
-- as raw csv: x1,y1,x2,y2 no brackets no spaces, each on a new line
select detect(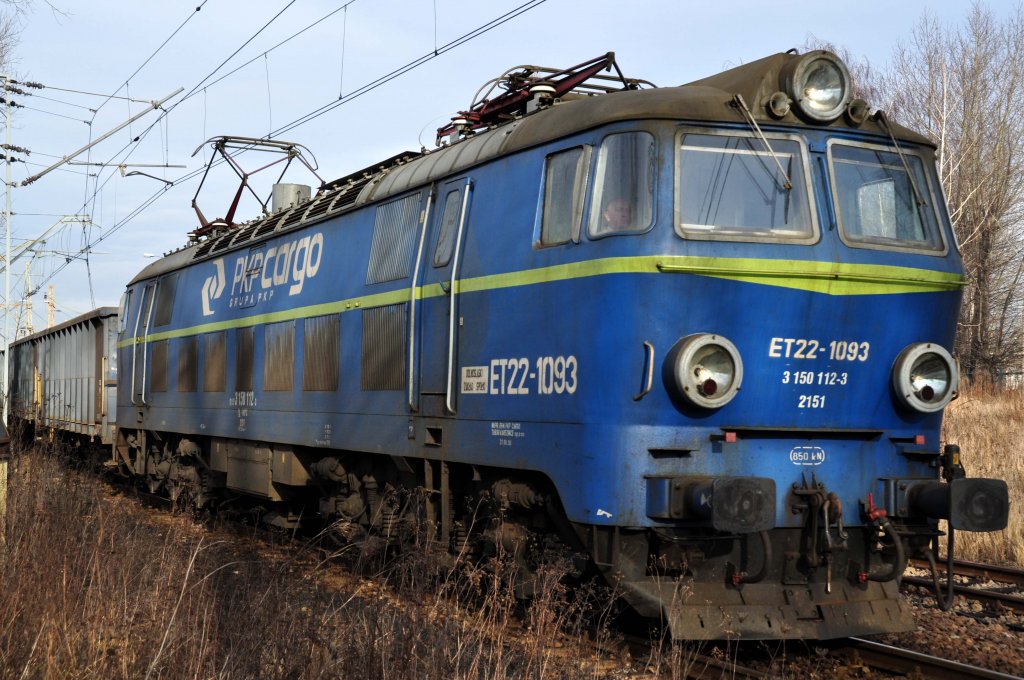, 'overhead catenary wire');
92,0,210,117
196,1,356,100
10,81,150,104
25,93,96,112
49,0,312,222
47,0,359,208
18,105,91,124
31,0,548,296
173,0,298,108
271,0,547,138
